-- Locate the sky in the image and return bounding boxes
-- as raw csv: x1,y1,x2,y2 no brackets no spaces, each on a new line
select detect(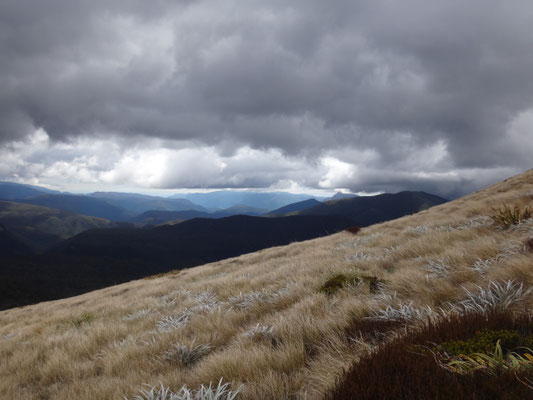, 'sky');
1,1,533,198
